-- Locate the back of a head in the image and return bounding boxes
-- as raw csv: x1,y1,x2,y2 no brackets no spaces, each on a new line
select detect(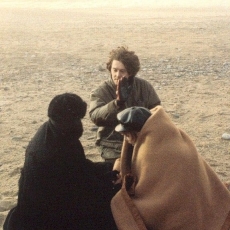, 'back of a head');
48,93,86,123
115,106,151,133
48,93,87,138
